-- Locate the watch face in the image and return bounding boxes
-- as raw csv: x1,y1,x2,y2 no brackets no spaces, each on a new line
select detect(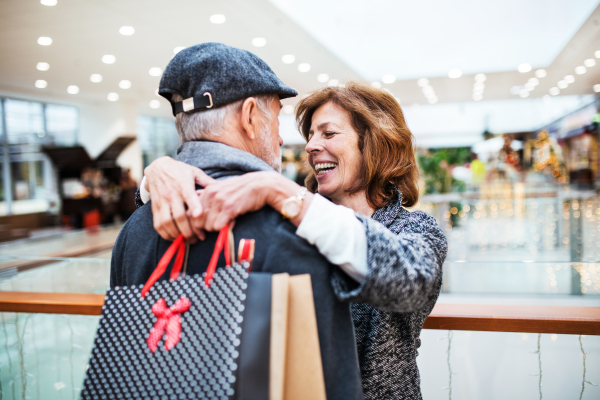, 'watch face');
284,200,301,217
